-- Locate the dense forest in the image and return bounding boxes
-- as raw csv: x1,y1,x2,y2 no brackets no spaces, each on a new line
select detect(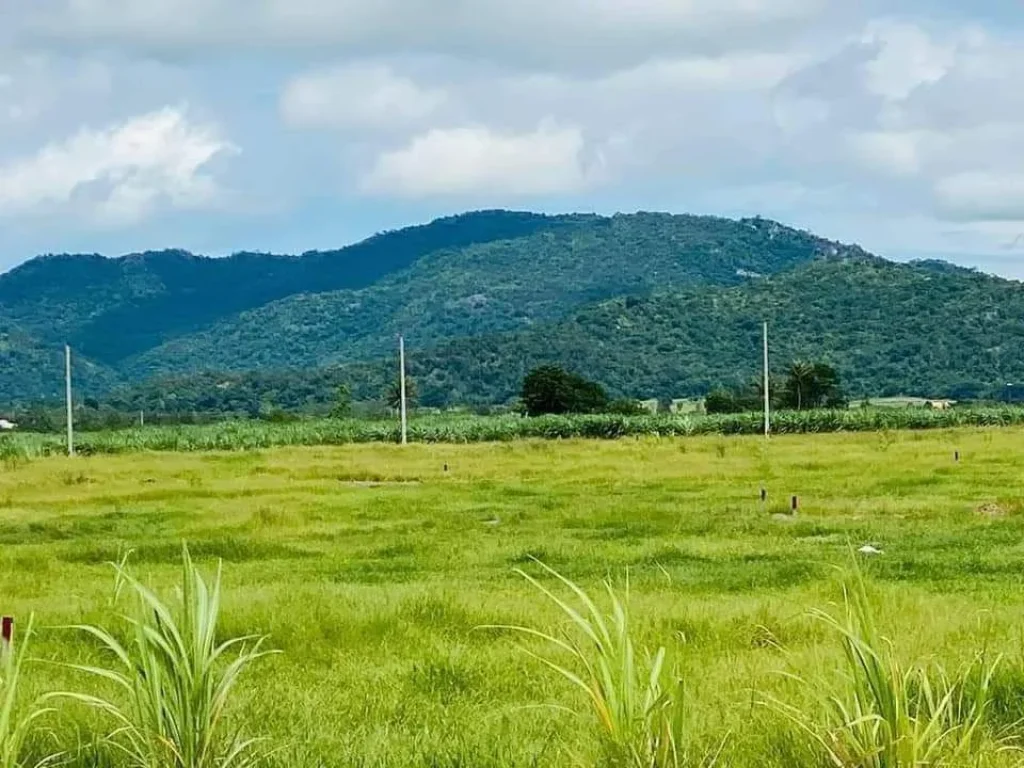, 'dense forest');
0,211,579,366
124,213,847,379
1,209,1021,416
29,256,1022,419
